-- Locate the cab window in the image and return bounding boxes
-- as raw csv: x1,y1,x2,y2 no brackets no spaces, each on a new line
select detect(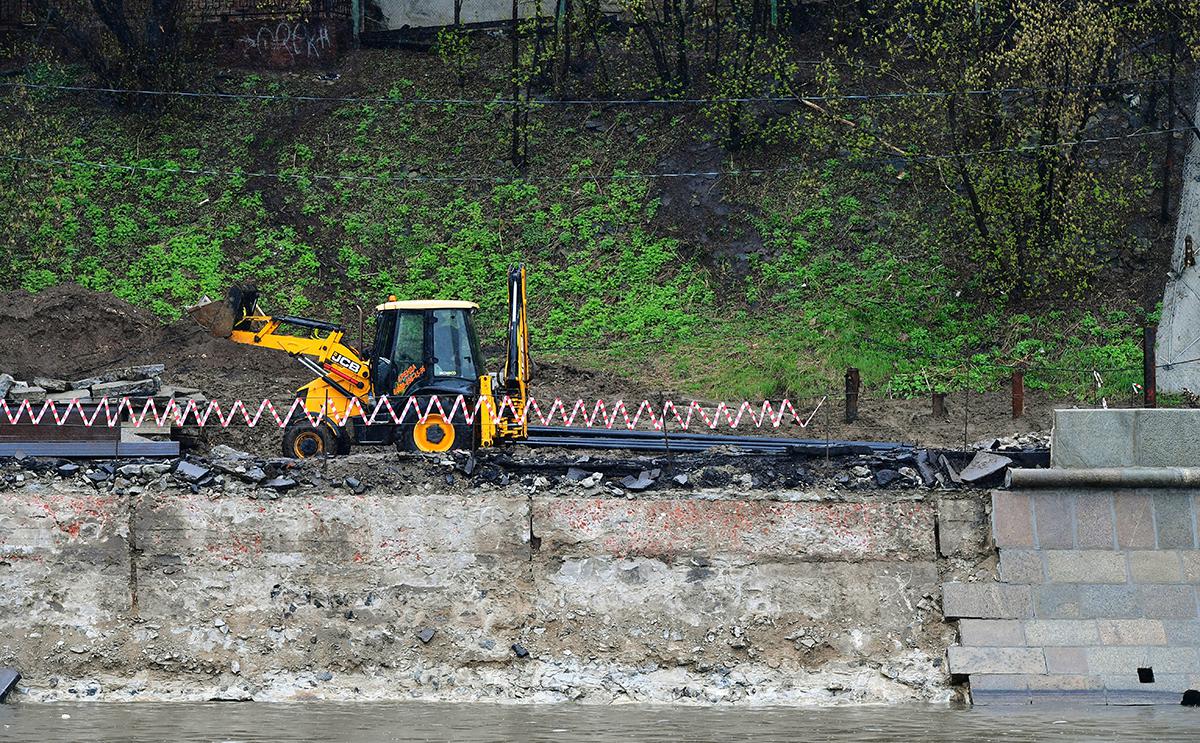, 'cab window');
392,311,424,367
431,309,480,379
